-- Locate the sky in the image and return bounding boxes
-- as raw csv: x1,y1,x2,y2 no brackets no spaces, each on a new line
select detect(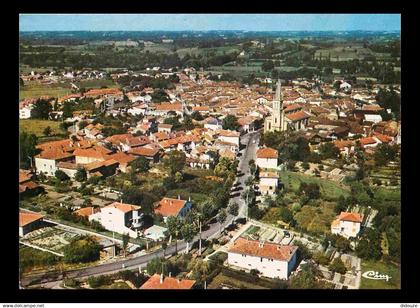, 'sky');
19,14,401,32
